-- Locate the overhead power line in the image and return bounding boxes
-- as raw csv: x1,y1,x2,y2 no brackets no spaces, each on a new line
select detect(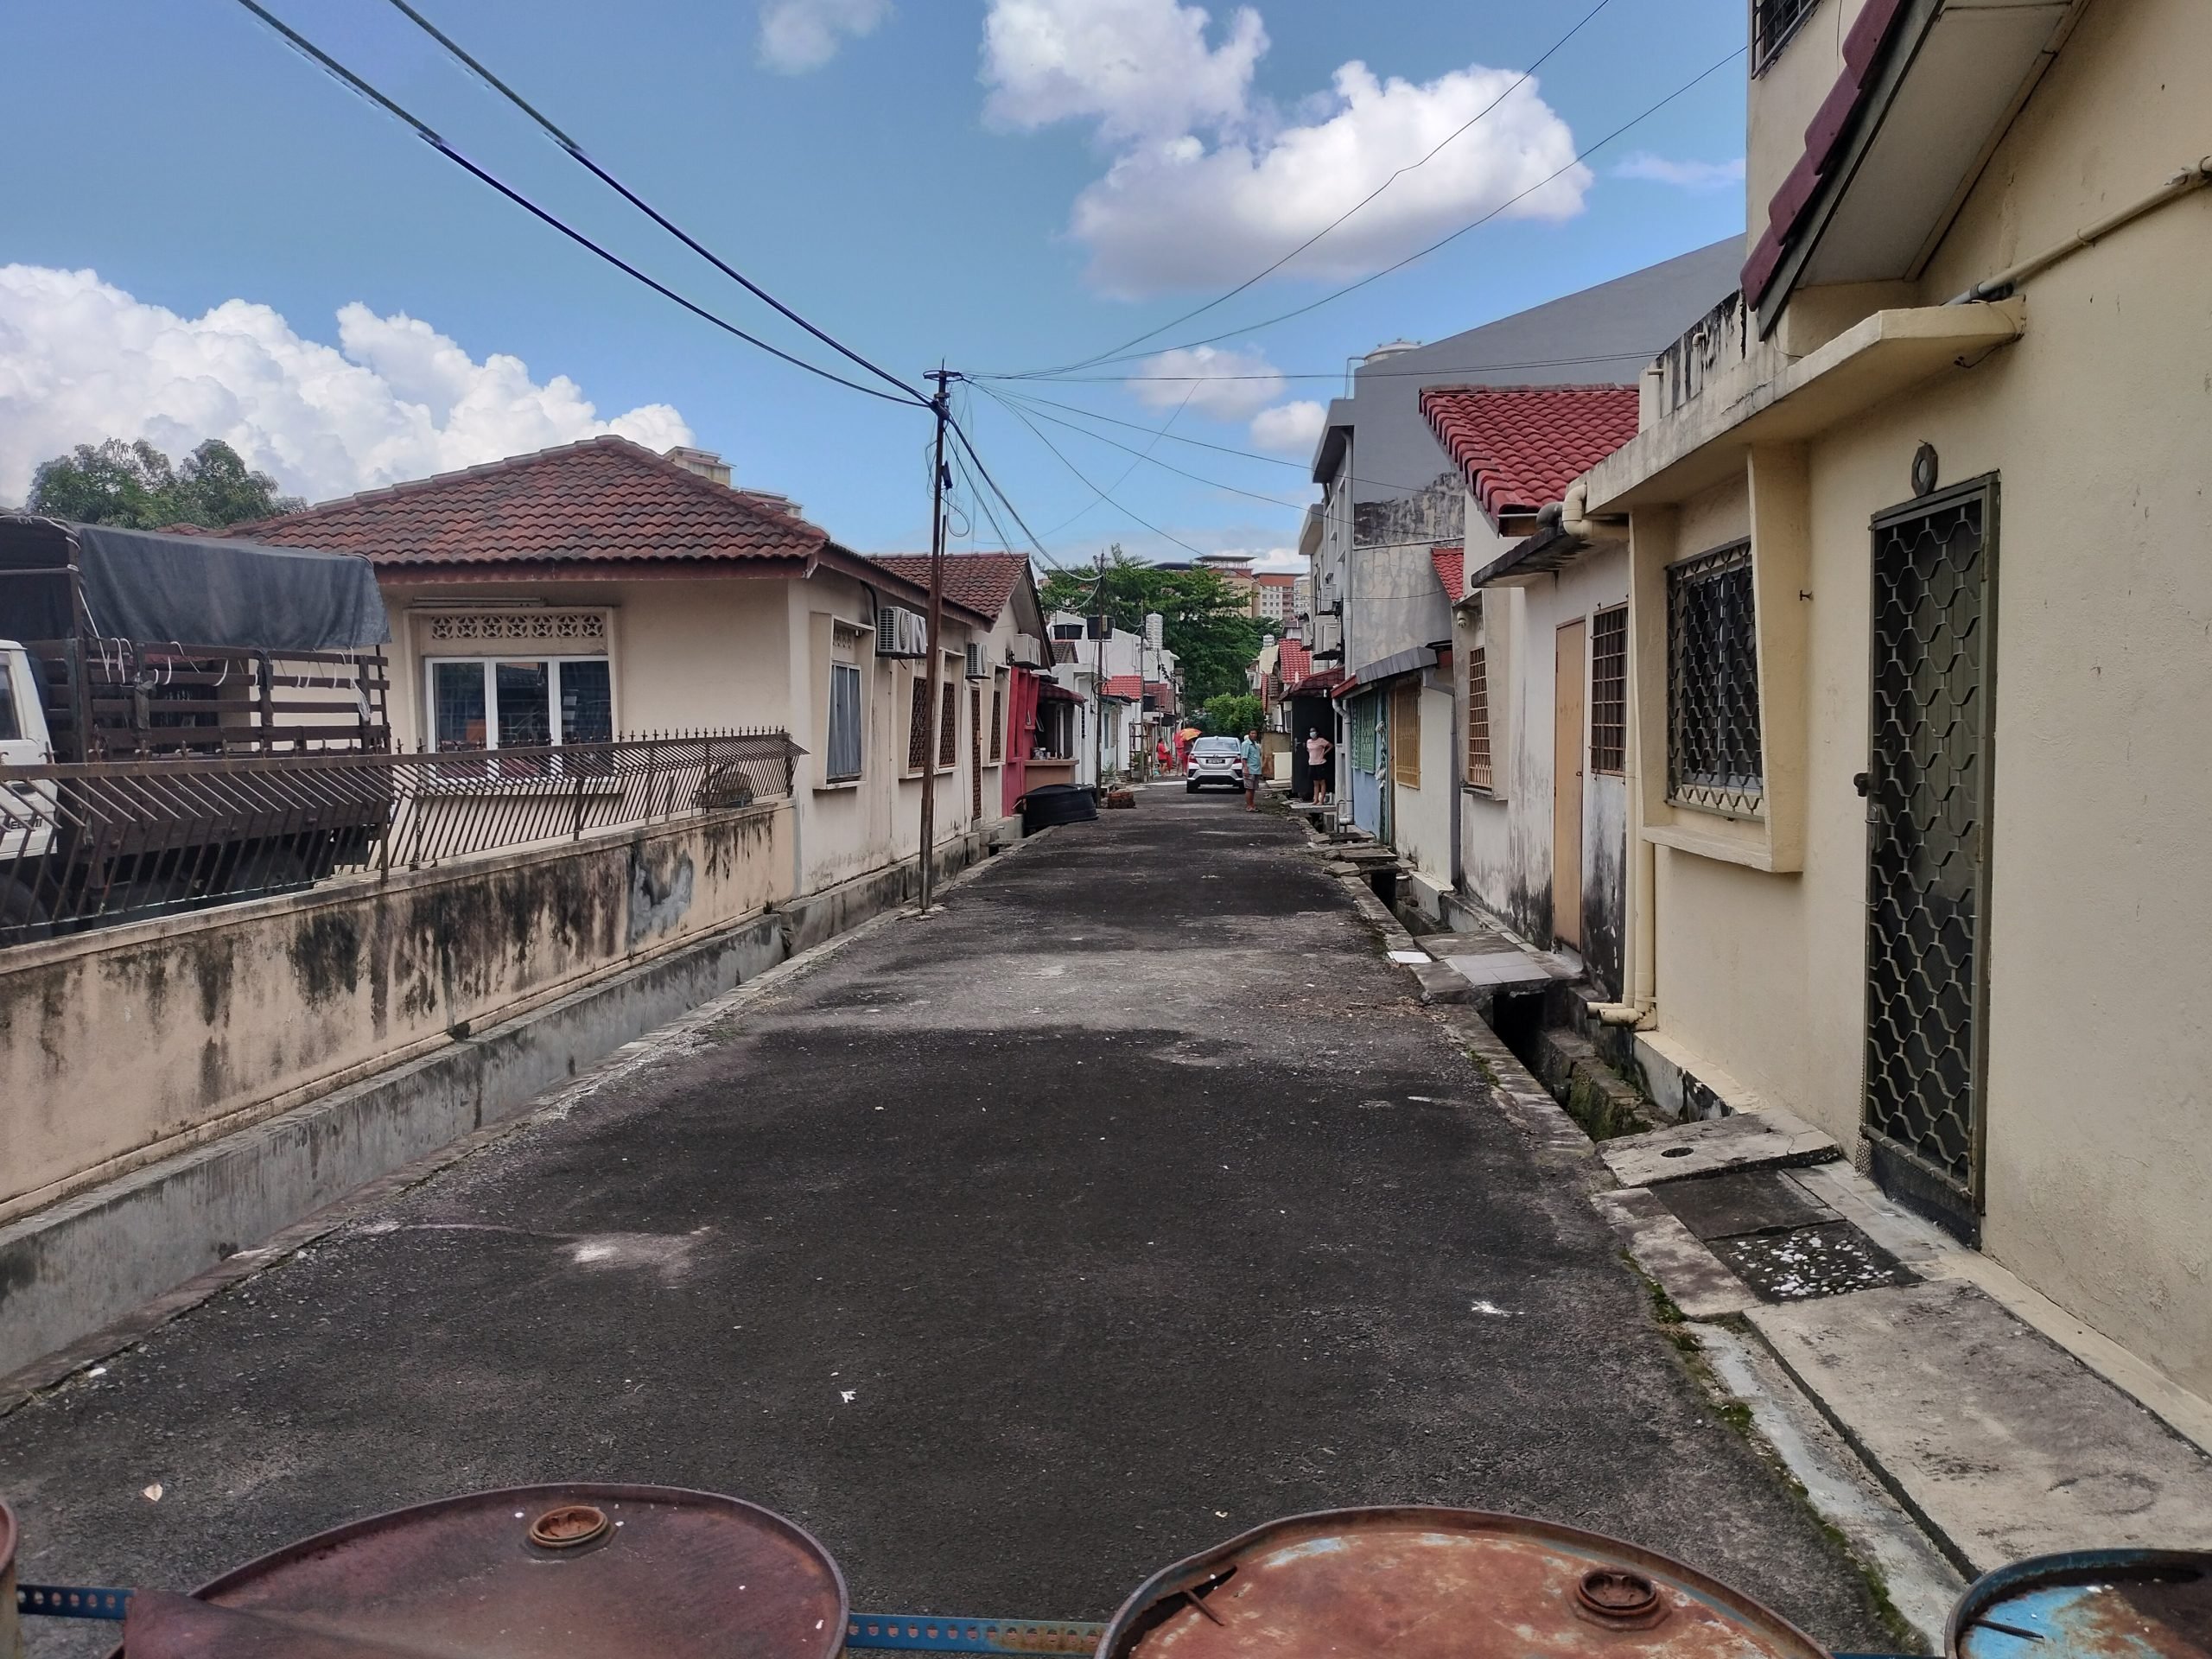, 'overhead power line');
974,386,1212,560
985,391,1304,510
378,0,927,408
228,0,922,408
982,349,1655,385
1038,384,1197,538
1027,0,1618,378
1008,43,1749,374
